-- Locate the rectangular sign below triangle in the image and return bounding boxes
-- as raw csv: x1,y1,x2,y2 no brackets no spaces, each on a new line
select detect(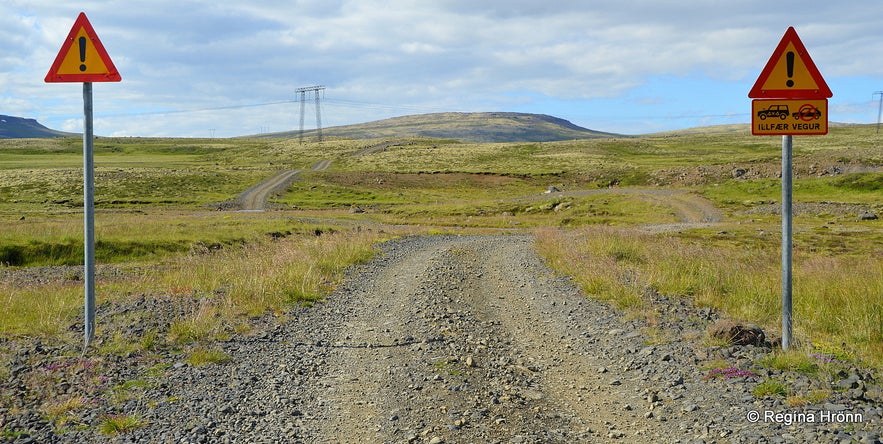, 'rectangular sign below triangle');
748,27,830,99
45,12,121,83
751,99,828,135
